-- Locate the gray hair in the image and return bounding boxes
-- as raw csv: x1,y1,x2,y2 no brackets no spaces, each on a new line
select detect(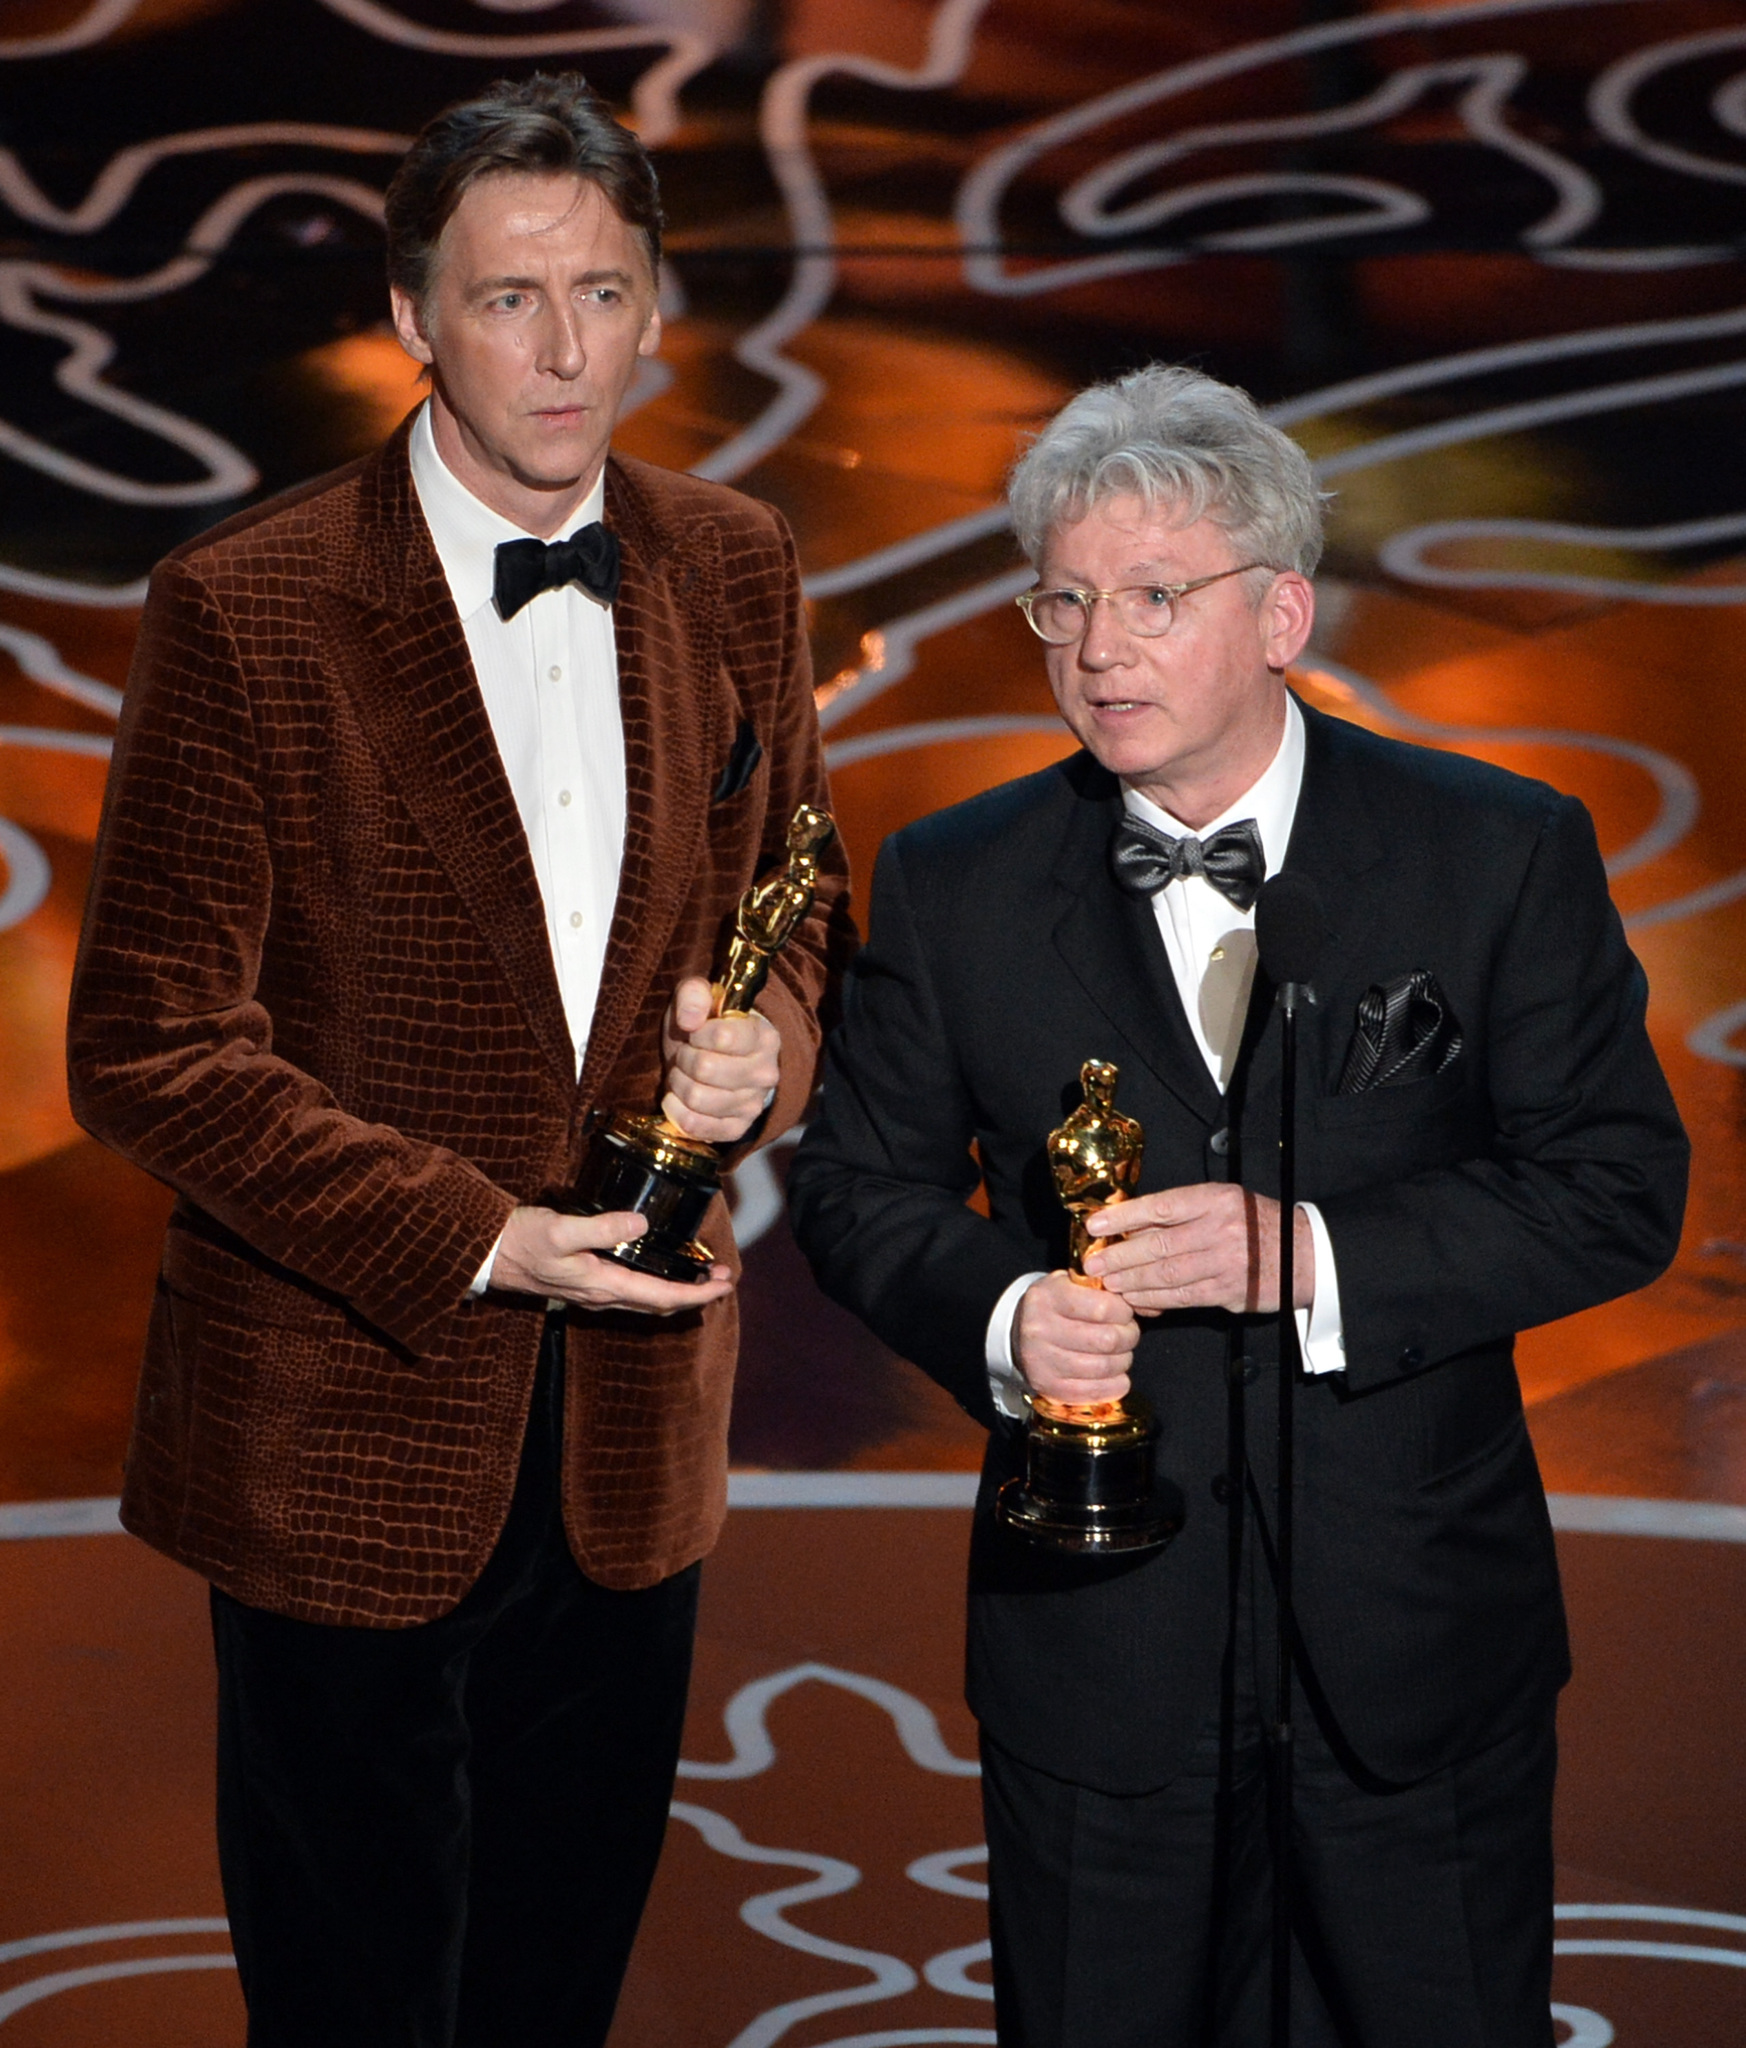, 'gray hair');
1008,364,1327,575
